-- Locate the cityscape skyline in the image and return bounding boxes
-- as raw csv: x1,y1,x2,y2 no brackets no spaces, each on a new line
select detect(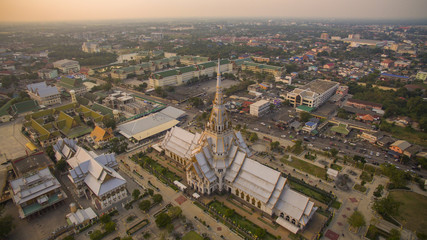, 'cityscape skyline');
1,0,427,23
